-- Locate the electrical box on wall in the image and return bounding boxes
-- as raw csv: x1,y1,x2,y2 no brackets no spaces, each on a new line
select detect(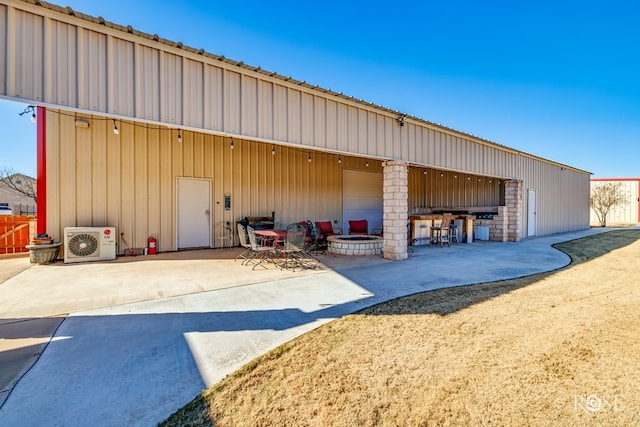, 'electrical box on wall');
224,192,231,210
